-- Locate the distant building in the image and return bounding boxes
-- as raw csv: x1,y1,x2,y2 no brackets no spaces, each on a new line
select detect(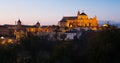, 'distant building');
58,11,99,30
0,19,42,40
